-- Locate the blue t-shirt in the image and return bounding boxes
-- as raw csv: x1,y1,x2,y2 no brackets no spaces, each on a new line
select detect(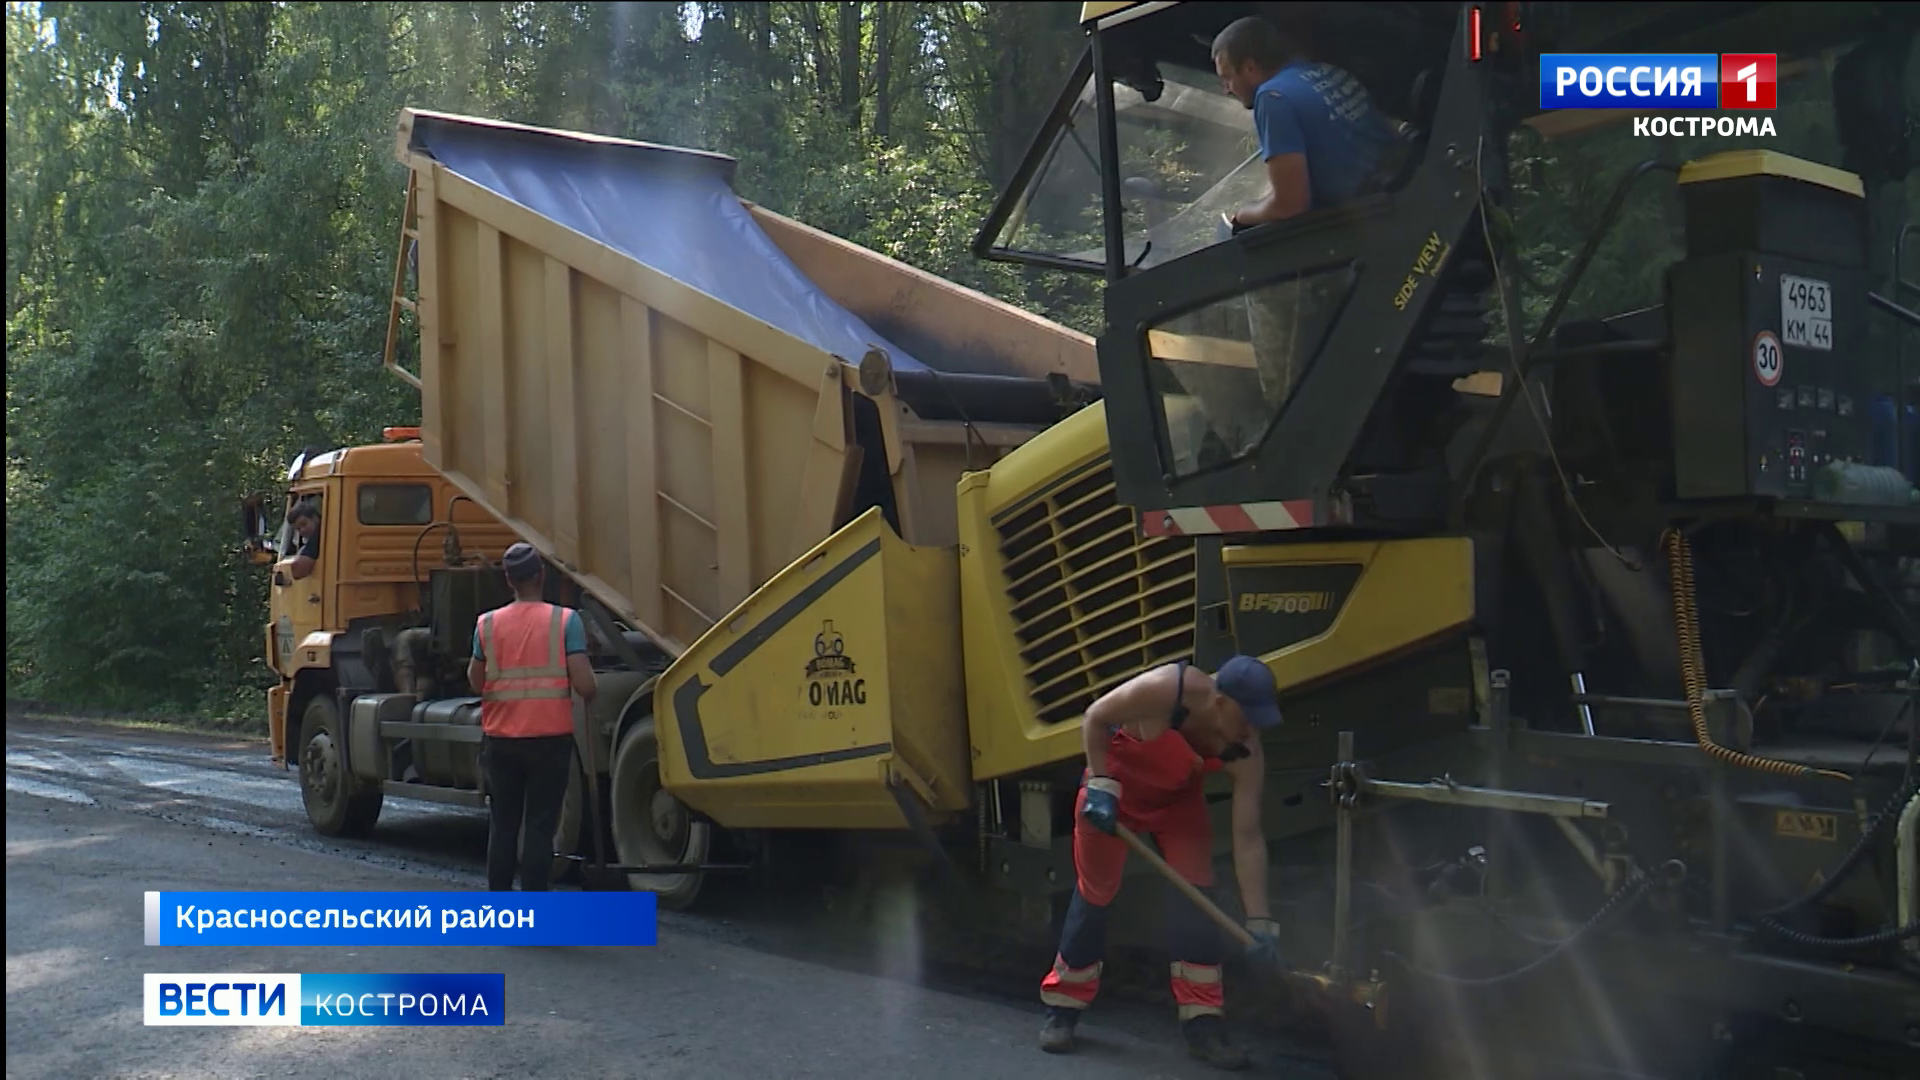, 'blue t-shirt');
471,605,587,662
1253,62,1397,209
